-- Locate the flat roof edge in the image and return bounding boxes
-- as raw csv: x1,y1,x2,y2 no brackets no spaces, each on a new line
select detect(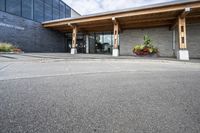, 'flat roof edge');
42,0,200,24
